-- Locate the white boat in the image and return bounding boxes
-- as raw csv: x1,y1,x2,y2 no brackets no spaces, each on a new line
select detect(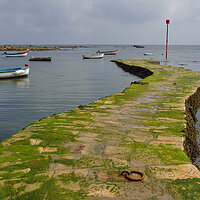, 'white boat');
144,52,154,56
82,53,104,59
0,64,30,79
2,51,28,57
